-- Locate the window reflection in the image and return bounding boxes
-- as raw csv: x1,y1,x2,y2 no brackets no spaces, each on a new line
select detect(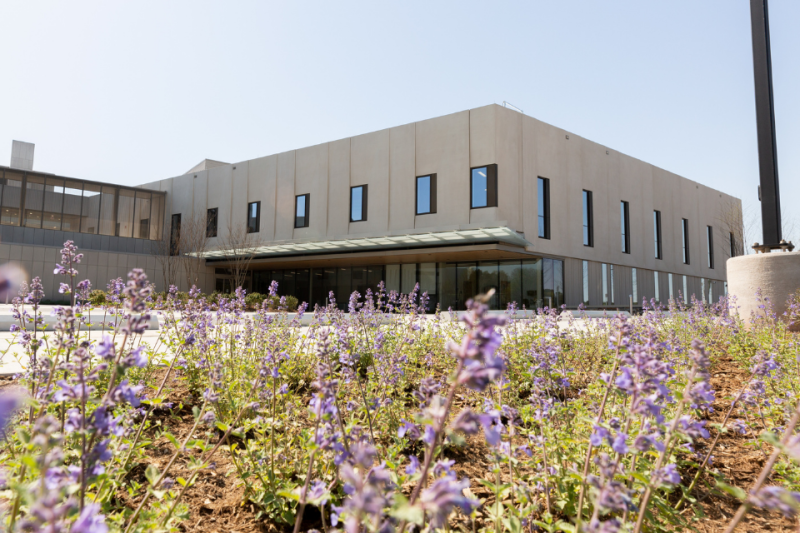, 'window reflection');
471,168,487,208
81,184,101,234
23,175,46,228
0,169,163,239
